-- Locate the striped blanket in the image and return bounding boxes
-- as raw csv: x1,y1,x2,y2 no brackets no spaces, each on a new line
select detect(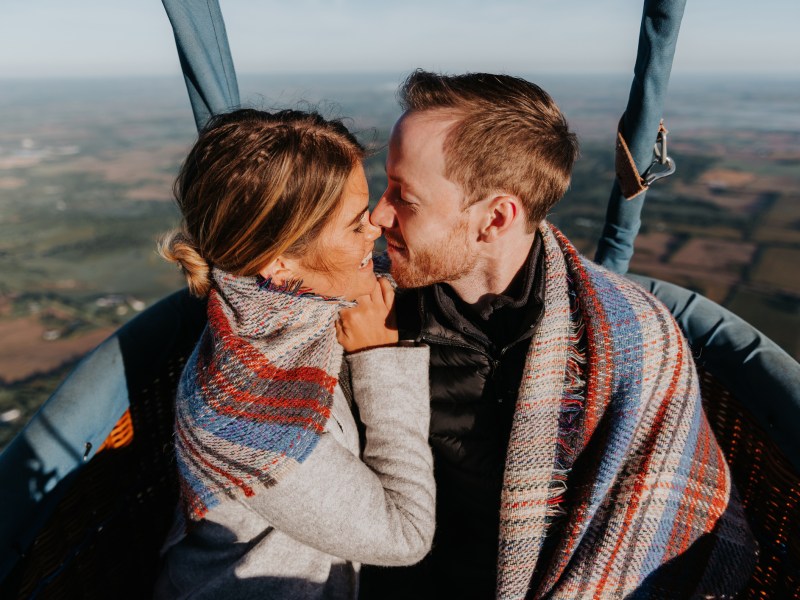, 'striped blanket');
173,269,347,521
496,224,756,599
